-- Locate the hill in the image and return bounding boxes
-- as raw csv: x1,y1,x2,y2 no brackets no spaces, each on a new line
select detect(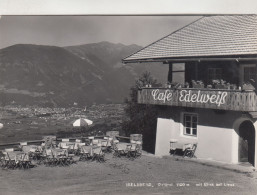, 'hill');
0,42,168,107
